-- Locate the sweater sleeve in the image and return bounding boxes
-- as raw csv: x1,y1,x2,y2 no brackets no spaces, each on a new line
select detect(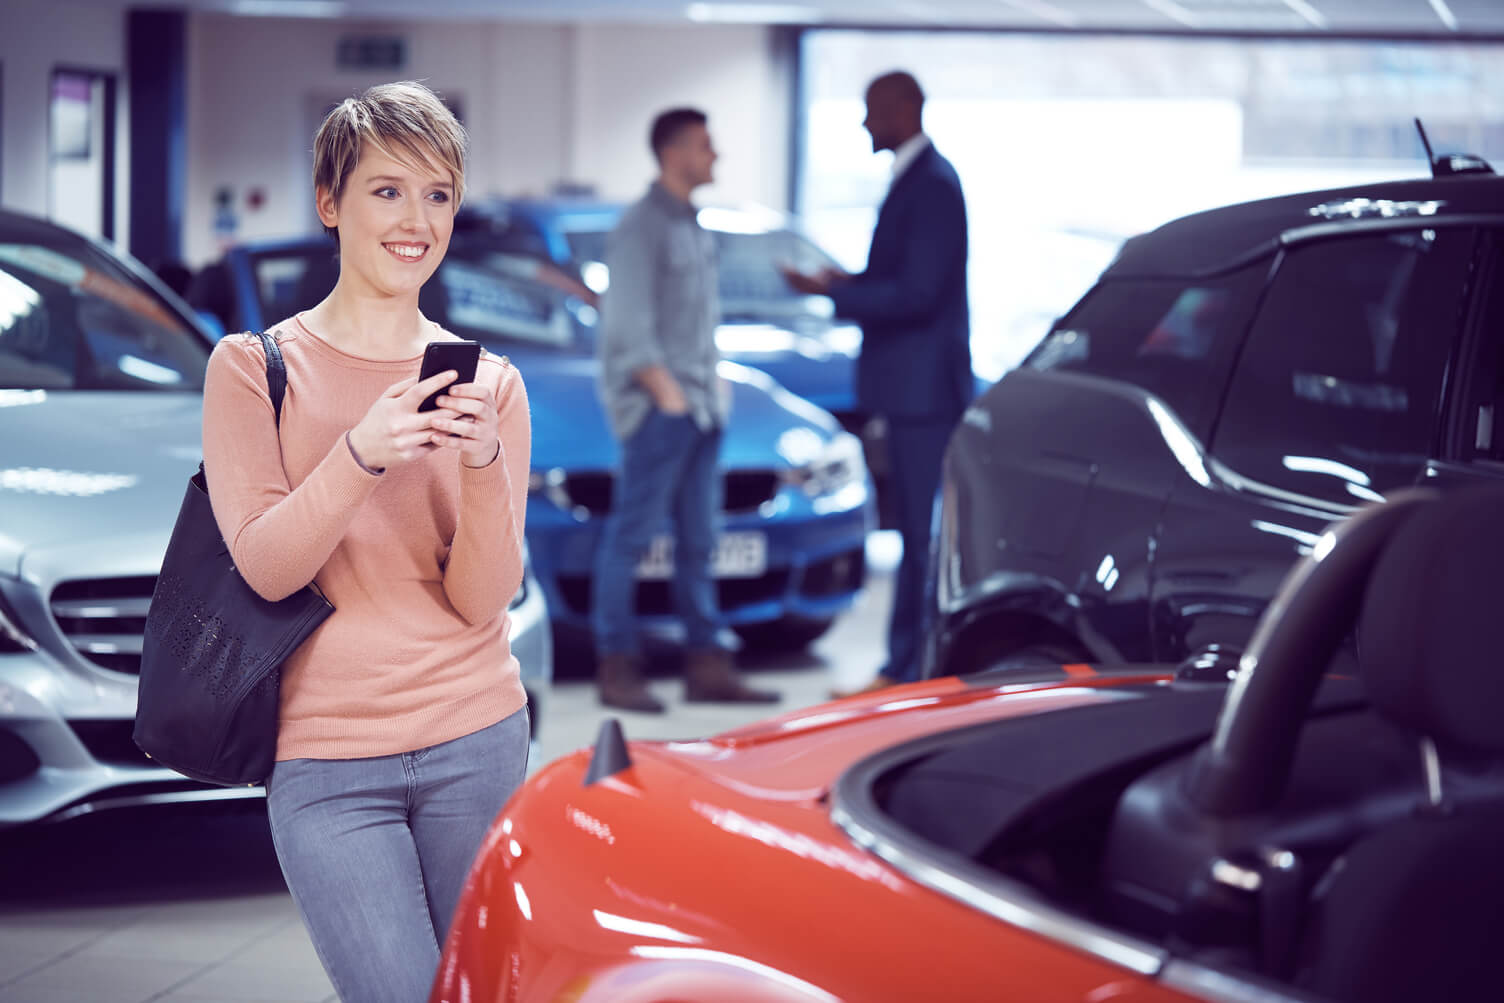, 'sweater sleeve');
201,335,382,601
442,358,531,625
